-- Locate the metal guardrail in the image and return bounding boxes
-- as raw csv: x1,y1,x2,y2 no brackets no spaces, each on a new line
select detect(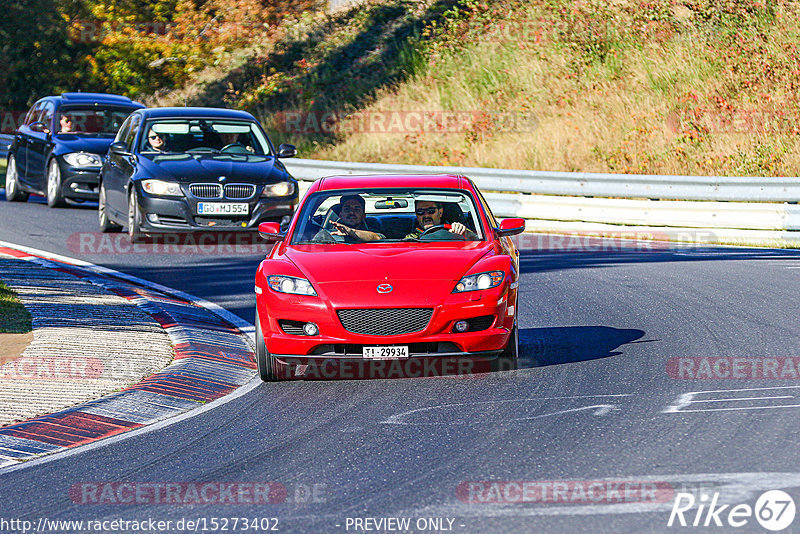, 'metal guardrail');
283,158,800,202
0,134,12,160
283,158,800,232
